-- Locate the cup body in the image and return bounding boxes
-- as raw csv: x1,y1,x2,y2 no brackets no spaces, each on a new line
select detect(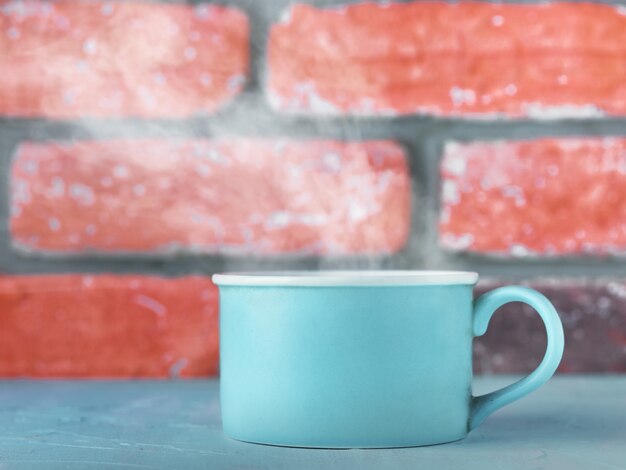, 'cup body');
216,272,478,448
